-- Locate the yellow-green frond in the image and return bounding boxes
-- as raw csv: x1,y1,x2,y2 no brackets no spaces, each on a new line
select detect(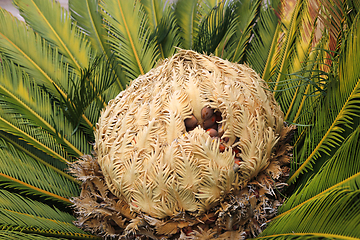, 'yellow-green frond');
14,0,92,71
259,189,360,239
0,190,97,239
100,0,160,82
